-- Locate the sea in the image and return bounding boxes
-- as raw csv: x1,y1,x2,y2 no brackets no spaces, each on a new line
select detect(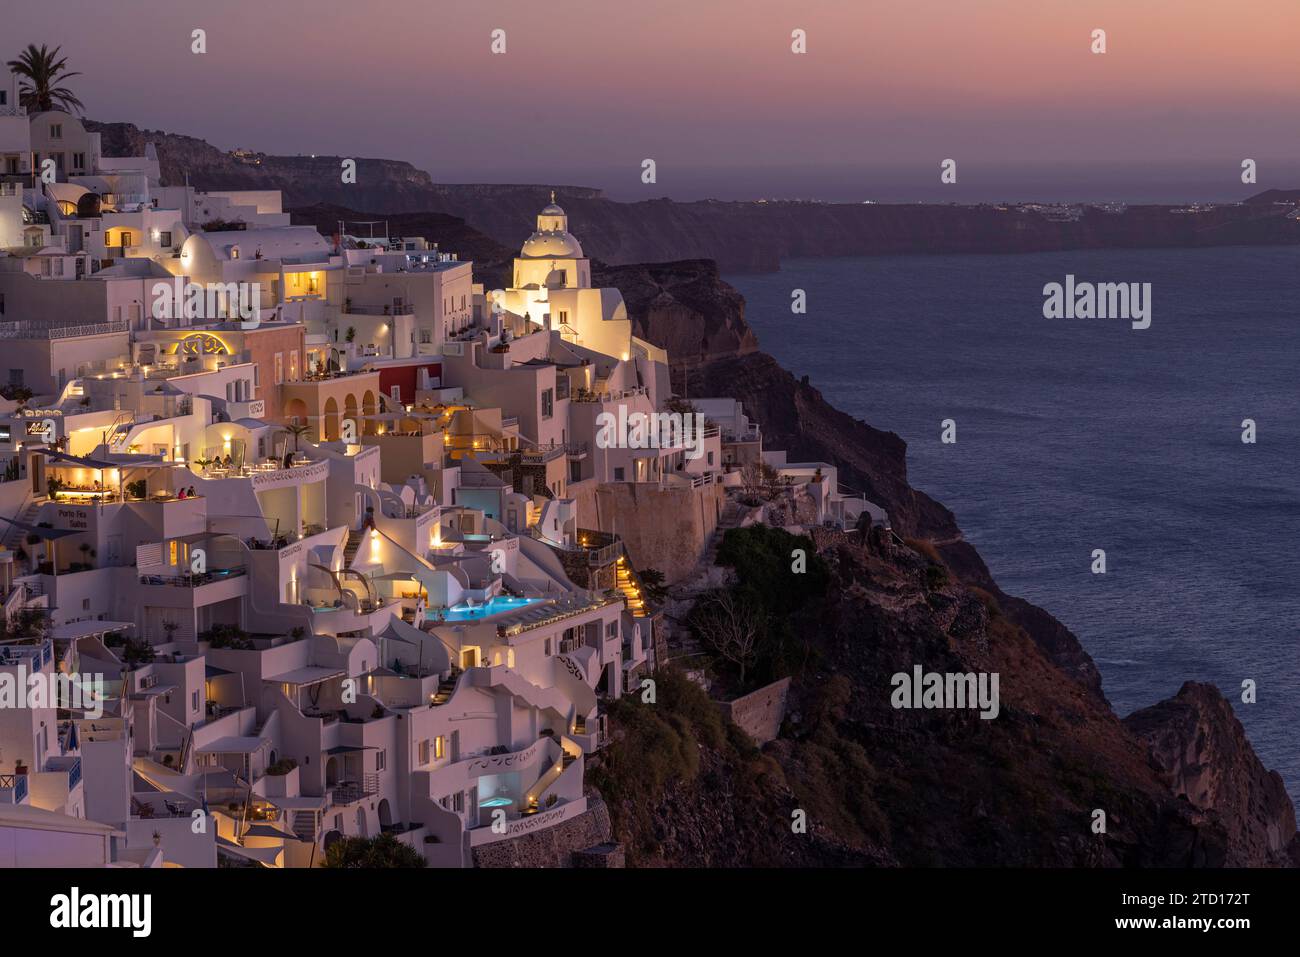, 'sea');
728,247,1300,806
